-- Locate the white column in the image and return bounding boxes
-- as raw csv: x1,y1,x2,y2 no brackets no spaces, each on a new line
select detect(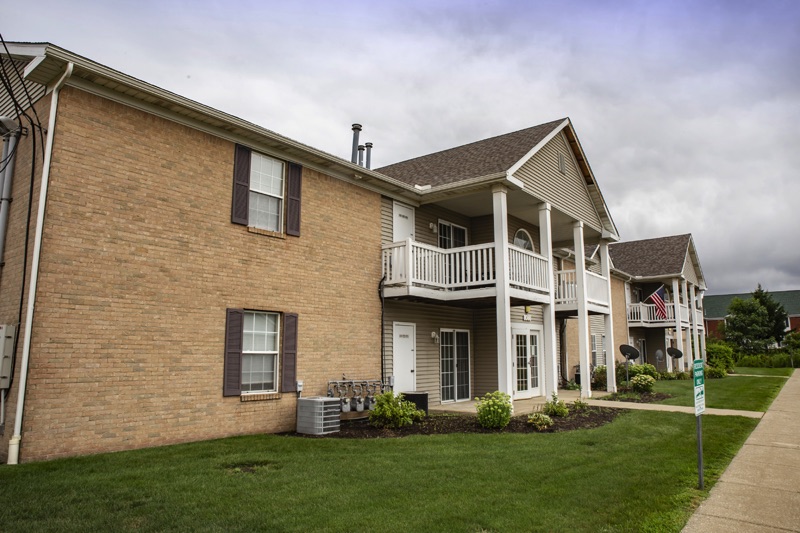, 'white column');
539,203,558,398
681,278,689,370
573,222,592,398
599,241,616,393
492,184,513,396
671,278,684,371
690,284,700,365
699,290,707,362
